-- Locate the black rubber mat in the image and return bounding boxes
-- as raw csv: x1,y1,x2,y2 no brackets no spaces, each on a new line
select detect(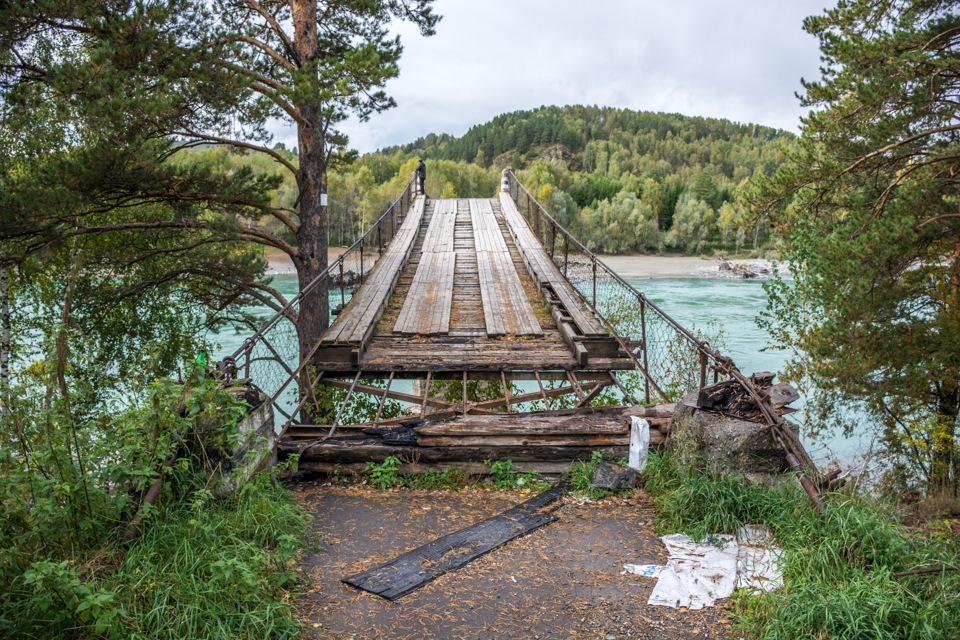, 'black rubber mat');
341,484,566,600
